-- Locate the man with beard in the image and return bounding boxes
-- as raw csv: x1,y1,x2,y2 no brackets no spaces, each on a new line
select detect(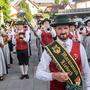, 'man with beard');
35,15,90,90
